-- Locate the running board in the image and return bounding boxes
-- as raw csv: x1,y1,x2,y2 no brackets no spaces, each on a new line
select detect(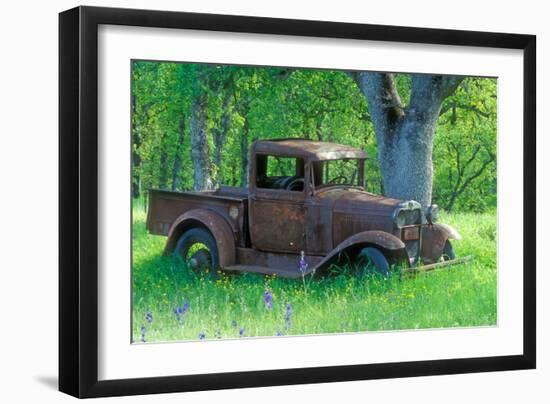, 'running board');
224,264,304,279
